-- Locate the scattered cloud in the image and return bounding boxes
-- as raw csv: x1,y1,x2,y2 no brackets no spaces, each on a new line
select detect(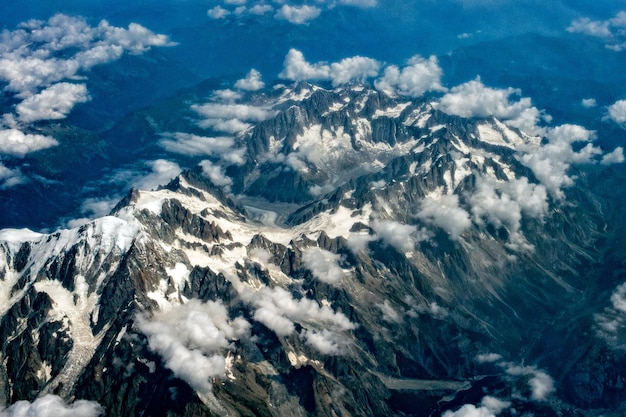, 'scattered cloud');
301,329,345,355
234,69,265,91
567,11,626,51
503,363,555,401
208,6,231,19
518,124,601,199
417,193,471,240
191,102,274,133
249,4,274,15
0,162,28,189
377,299,402,323
279,49,381,86
16,82,90,123
0,128,58,157
302,247,346,285
595,281,626,348
442,396,510,417
0,395,103,417
338,0,377,6
475,352,502,363
607,99,626,127
374,55,446,98
159,132,245,165
371,219,431,253
581,98,597,108
137,299,250,394
438,77,544,135
199,160,233,188
242,285,355,338
131,159,182,191
0,14,174,97
275,5,322,25
601,147,625,165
